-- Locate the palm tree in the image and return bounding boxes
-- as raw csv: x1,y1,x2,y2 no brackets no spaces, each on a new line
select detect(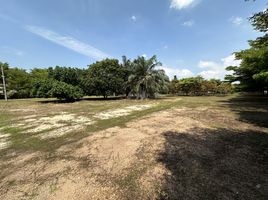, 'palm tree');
128,55,169,99
121,56,134,97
